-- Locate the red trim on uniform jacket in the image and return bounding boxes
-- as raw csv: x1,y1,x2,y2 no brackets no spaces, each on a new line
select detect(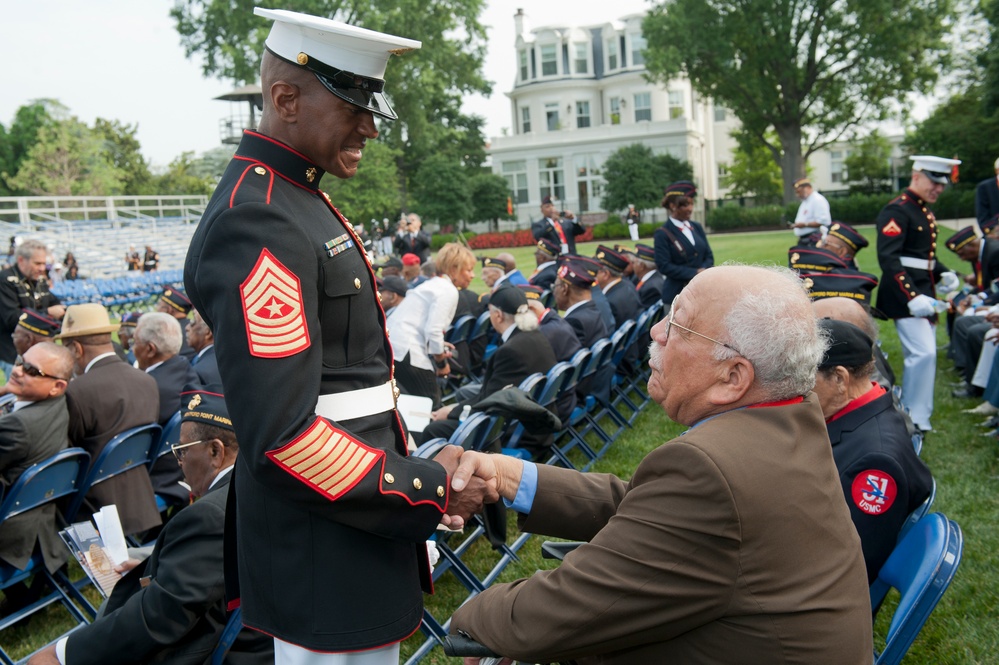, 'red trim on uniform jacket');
748,396,804,409
229,161,274,208
826,383,886,424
